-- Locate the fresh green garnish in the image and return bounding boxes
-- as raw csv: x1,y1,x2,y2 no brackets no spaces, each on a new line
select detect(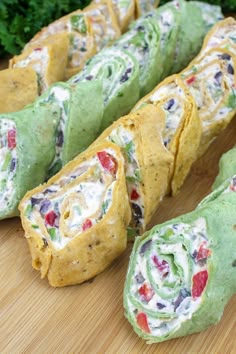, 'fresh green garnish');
124,141,134,163
48,227,56,241
1,152,11,171
130,31,145,47
31,224,39,229
226,91,236,109
24,204,33,218
102,199,109,215
70,14,87,33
